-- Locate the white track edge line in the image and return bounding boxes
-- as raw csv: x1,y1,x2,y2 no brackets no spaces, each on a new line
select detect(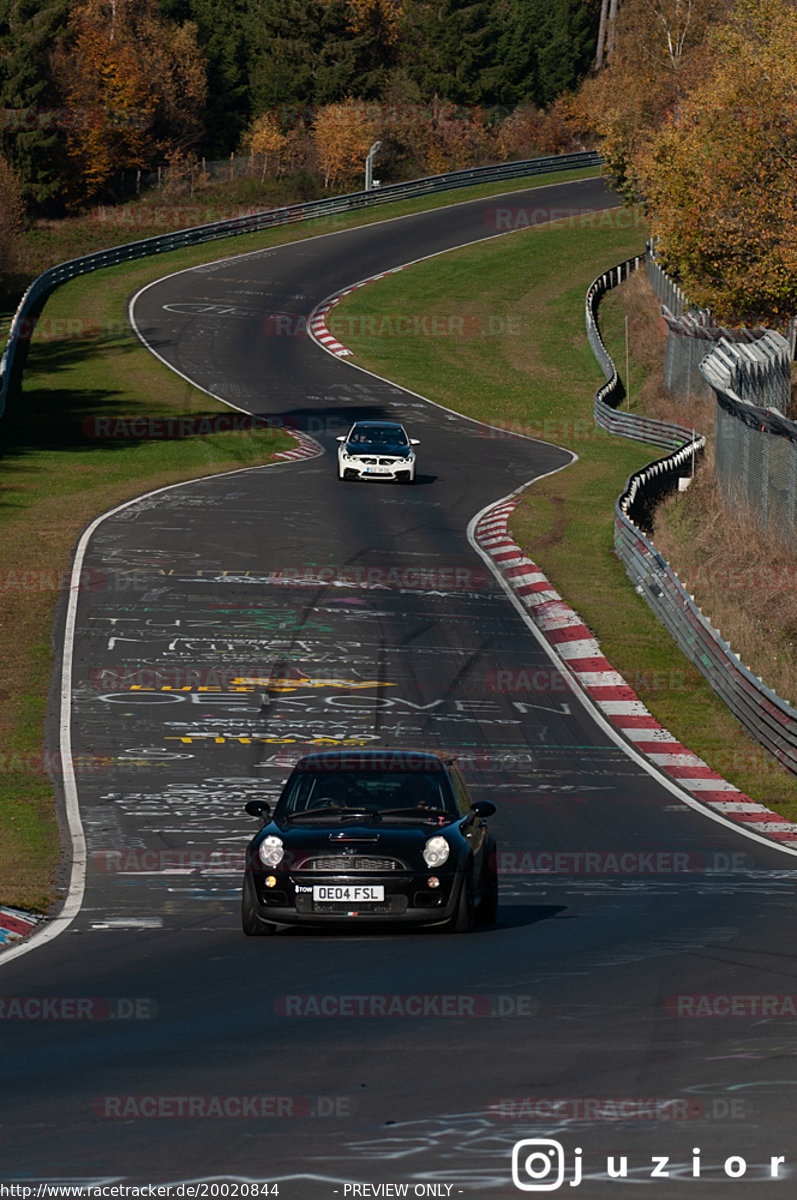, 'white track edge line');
466,496,797,858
